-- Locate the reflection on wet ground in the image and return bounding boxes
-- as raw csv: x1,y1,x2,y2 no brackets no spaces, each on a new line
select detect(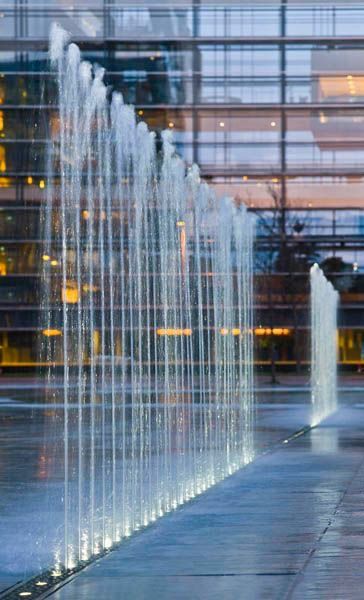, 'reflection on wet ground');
0,386,362,598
